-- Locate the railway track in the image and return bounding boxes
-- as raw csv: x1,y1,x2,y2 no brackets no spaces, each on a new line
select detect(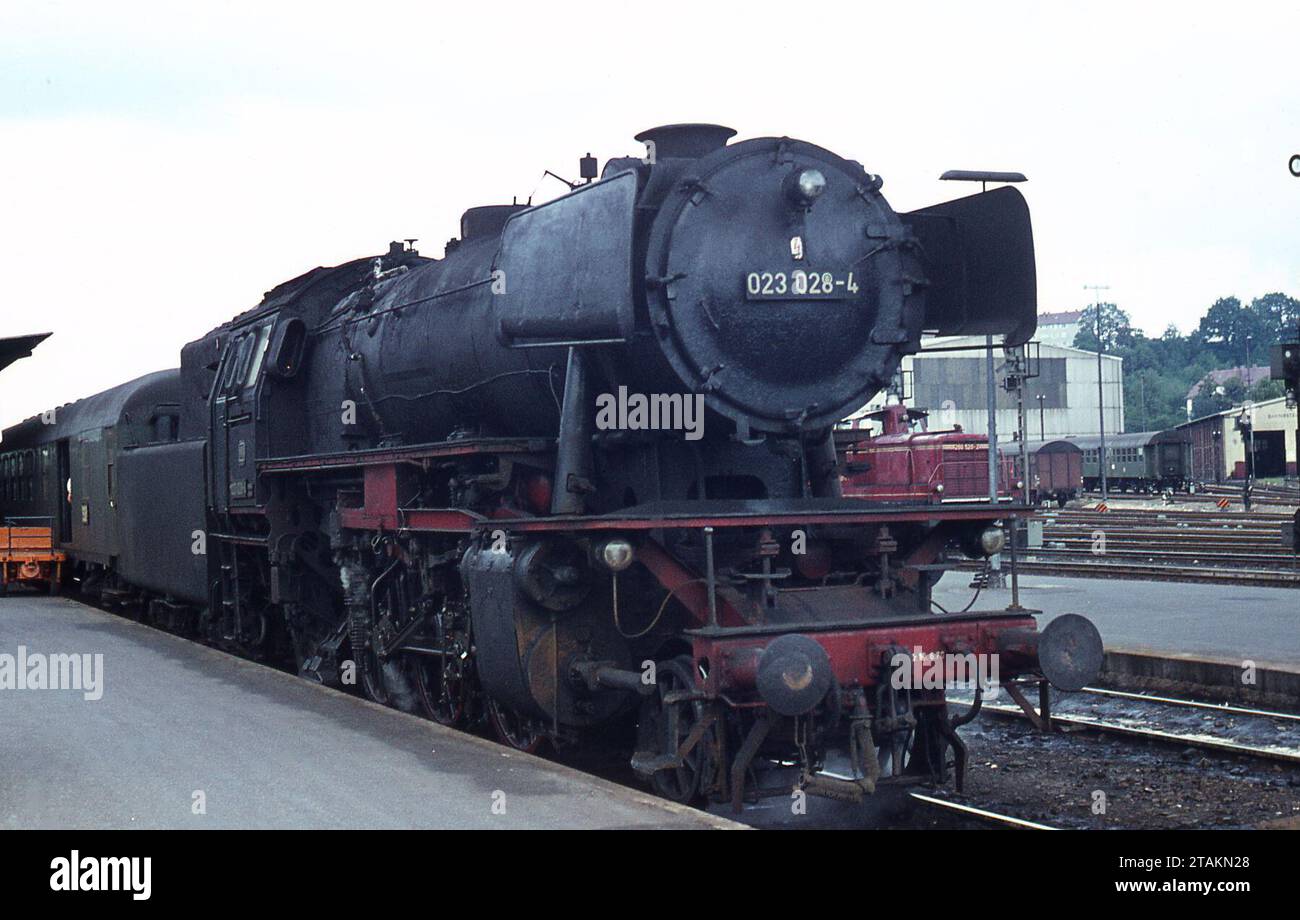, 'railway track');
1053,507,1294,525
1000,559,1300,587
1081,488,1299,509
992,504,1300,585
1200,483,1300,503
908,792,1057,830
1032,544,1296,566
955,685,1300,766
